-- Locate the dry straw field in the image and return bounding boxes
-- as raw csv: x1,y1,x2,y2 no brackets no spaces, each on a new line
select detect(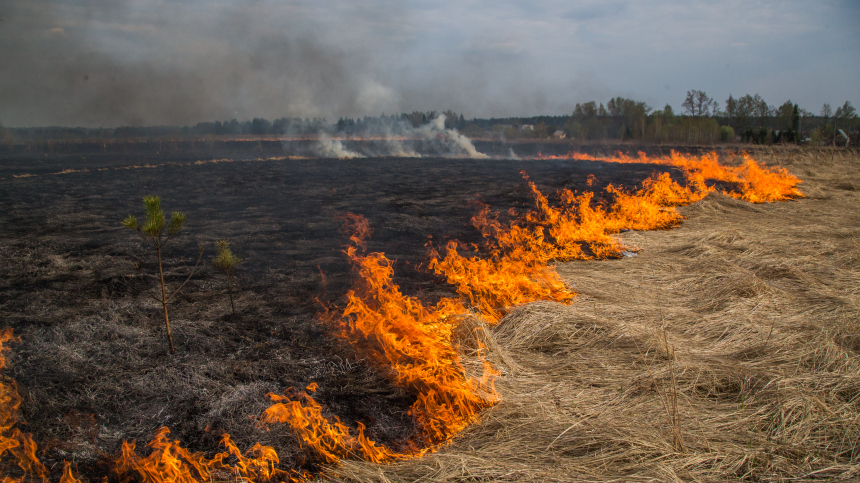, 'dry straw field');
330,148,860,482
